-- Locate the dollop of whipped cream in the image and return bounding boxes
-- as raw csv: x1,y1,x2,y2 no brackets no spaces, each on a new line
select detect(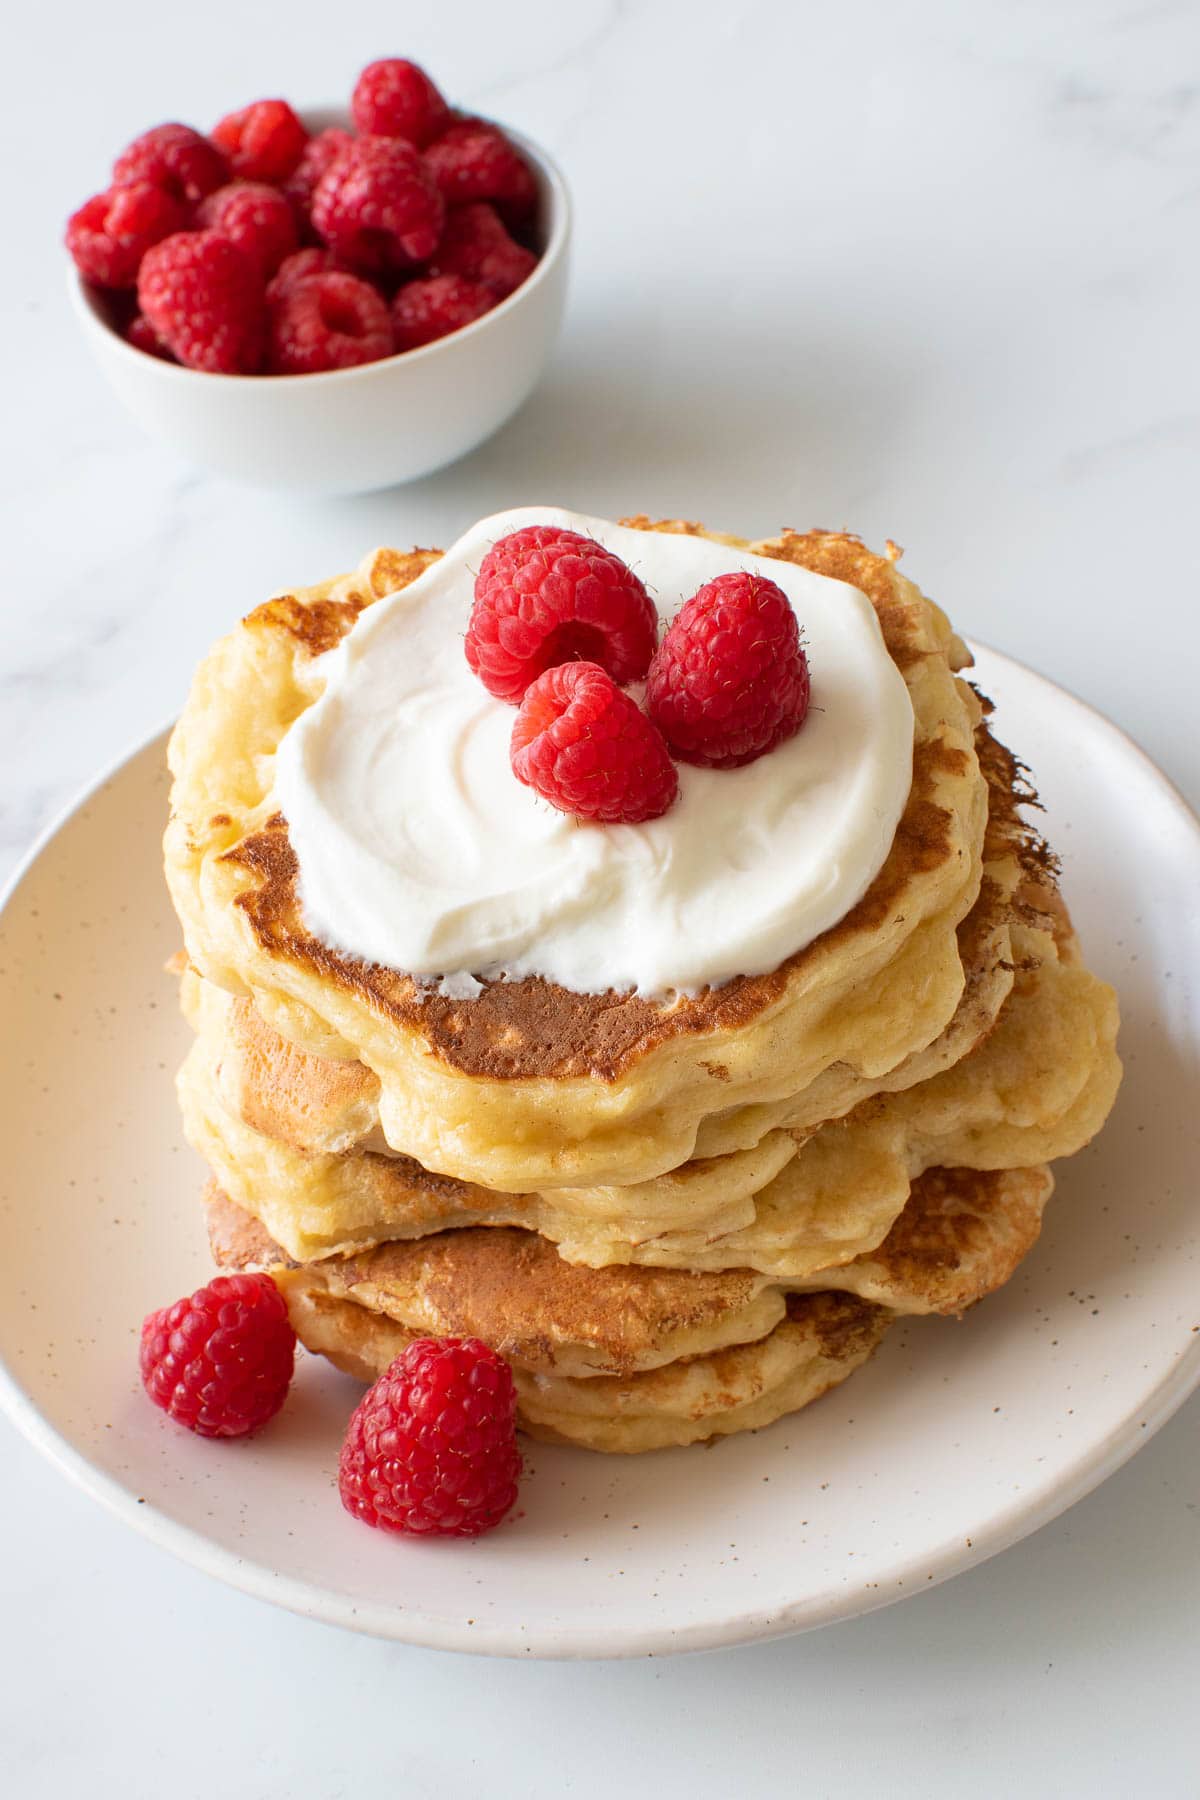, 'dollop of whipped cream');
273,508,915,998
